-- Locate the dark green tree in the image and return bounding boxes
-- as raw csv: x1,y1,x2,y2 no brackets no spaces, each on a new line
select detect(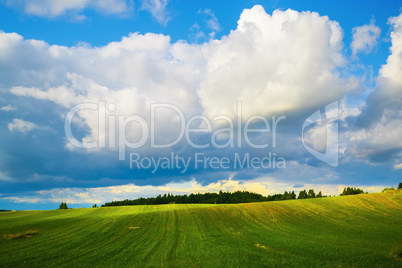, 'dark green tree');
316,191,323,198
59,202,68,209
307,189,316,198
298,190,308,199
340,187,364,196
398,182,402,190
